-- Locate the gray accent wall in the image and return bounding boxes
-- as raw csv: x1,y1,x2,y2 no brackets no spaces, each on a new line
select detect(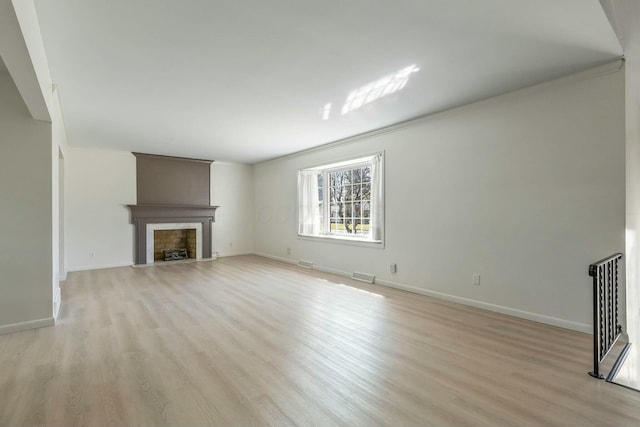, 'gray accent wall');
133,152,212,206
